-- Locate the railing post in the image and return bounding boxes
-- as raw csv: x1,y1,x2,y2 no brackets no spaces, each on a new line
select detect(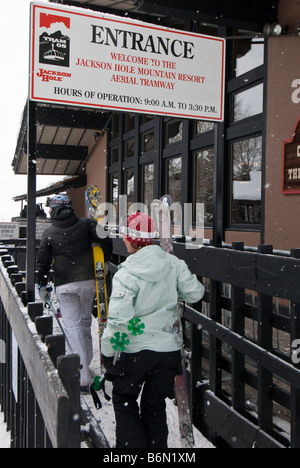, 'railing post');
27,302,43,322
257,244,273,435
231,242,246,414
45,335,65,369
35,316,53,343
57,354,81,448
